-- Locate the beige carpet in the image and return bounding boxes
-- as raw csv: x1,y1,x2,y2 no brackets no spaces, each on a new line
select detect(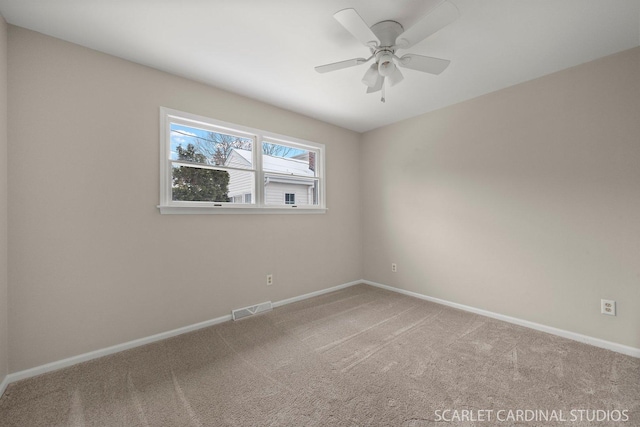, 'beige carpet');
1,284,639,426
